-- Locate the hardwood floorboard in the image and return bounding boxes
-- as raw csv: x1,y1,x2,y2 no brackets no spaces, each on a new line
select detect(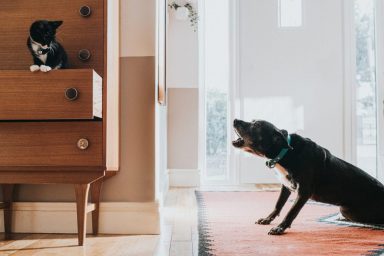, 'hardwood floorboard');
0,186,276,255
